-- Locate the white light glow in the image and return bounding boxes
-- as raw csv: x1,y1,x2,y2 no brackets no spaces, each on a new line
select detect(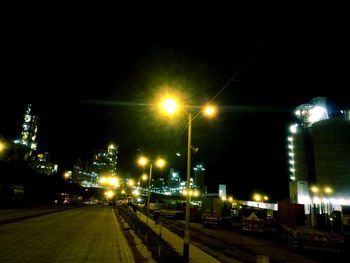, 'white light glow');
290,124,298,134
309,106,327,123
163,99,177,114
